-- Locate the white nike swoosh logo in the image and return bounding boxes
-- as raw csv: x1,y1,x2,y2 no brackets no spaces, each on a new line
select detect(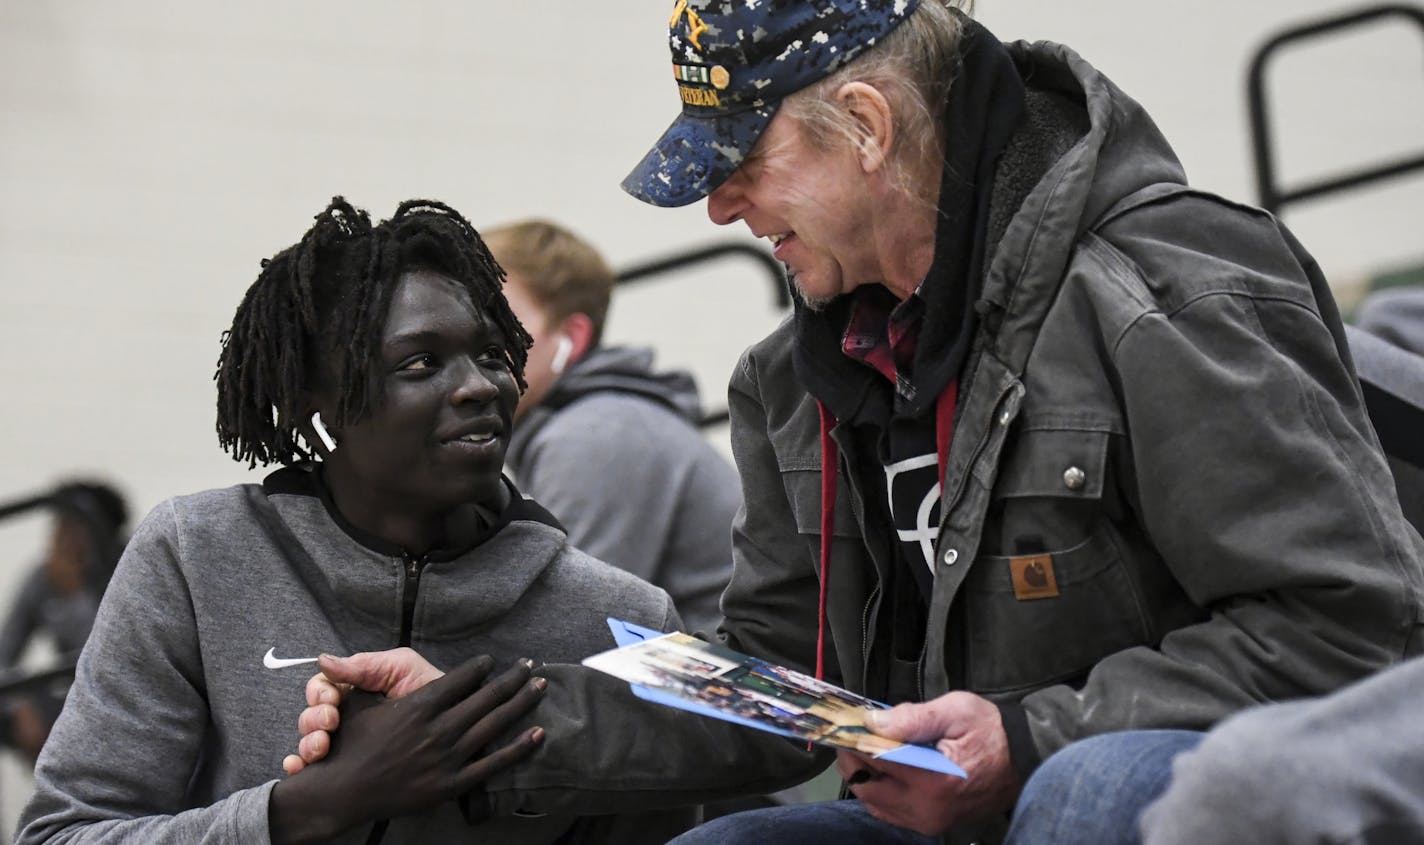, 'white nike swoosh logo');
263,647,319,669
